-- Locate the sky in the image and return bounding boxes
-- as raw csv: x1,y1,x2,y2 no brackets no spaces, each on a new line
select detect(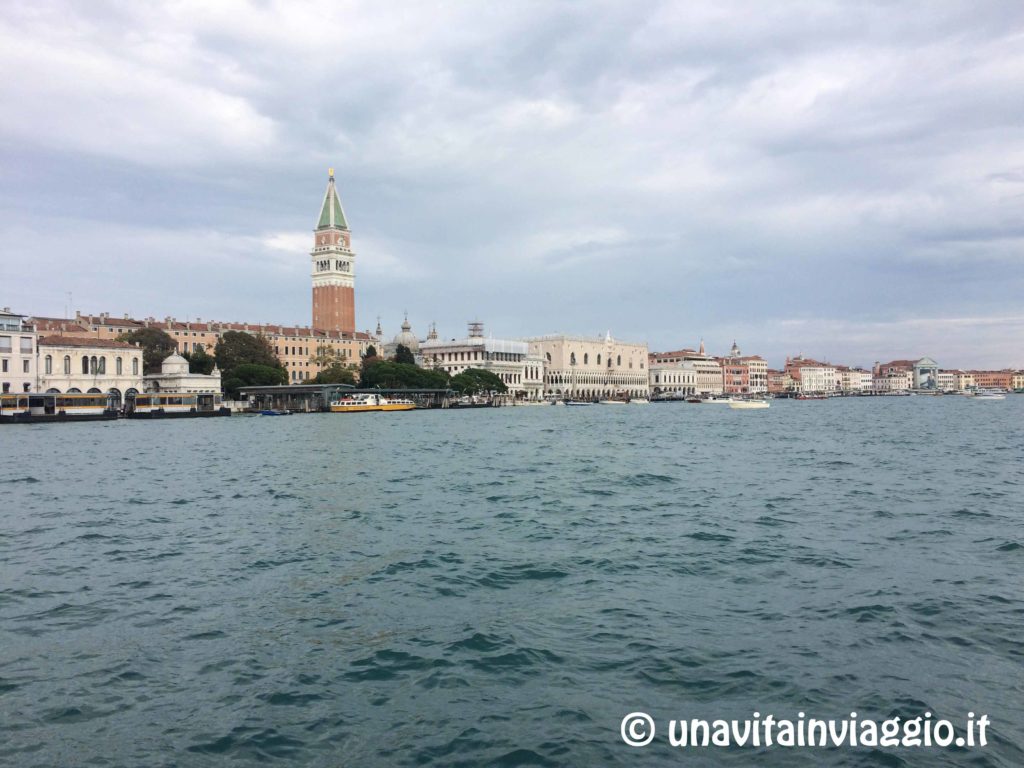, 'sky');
3,1,1023,369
